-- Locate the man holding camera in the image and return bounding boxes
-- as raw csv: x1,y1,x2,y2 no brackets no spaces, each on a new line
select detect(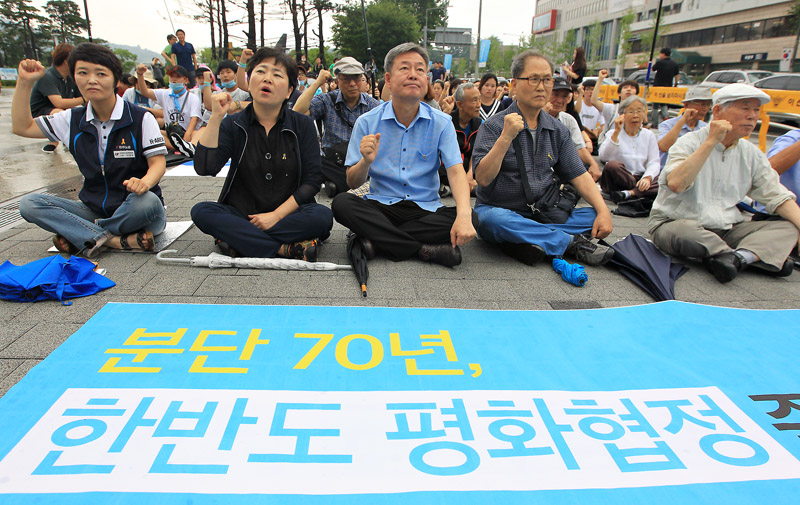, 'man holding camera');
294,56,379,196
